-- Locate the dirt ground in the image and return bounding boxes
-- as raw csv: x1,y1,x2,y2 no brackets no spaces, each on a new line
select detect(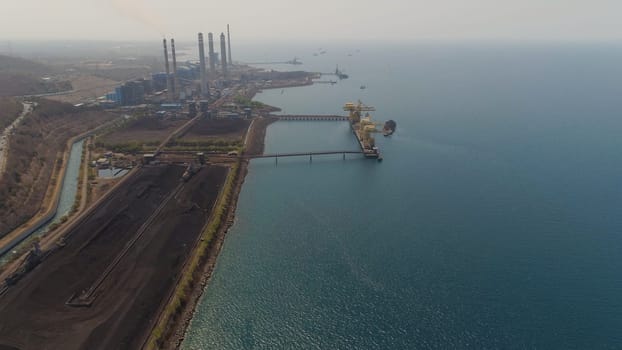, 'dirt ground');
244,117,277,156
0,98,22,129
98,116,188,148
180,118,251,141
0,164,228,350
46,75,119,105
